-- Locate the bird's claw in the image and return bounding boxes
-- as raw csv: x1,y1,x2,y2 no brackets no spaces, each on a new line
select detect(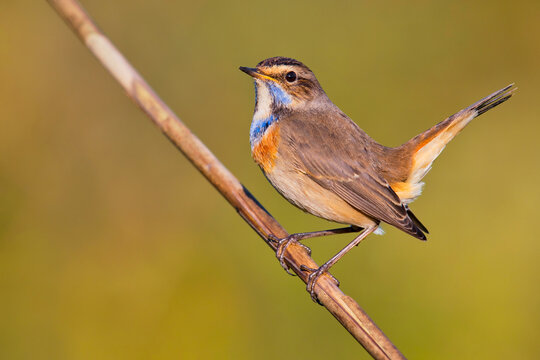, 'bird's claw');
300,264,340,304
268,234,312,276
